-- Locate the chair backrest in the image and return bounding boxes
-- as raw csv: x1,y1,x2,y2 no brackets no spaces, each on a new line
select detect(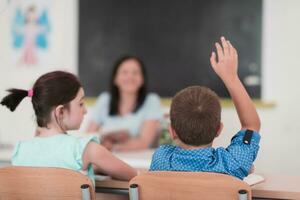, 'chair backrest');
129,171,251,200
0,166,95,200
